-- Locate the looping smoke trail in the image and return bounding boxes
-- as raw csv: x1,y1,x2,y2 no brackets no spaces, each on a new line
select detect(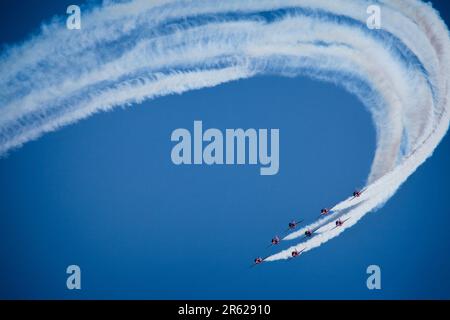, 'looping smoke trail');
0,0,449,260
